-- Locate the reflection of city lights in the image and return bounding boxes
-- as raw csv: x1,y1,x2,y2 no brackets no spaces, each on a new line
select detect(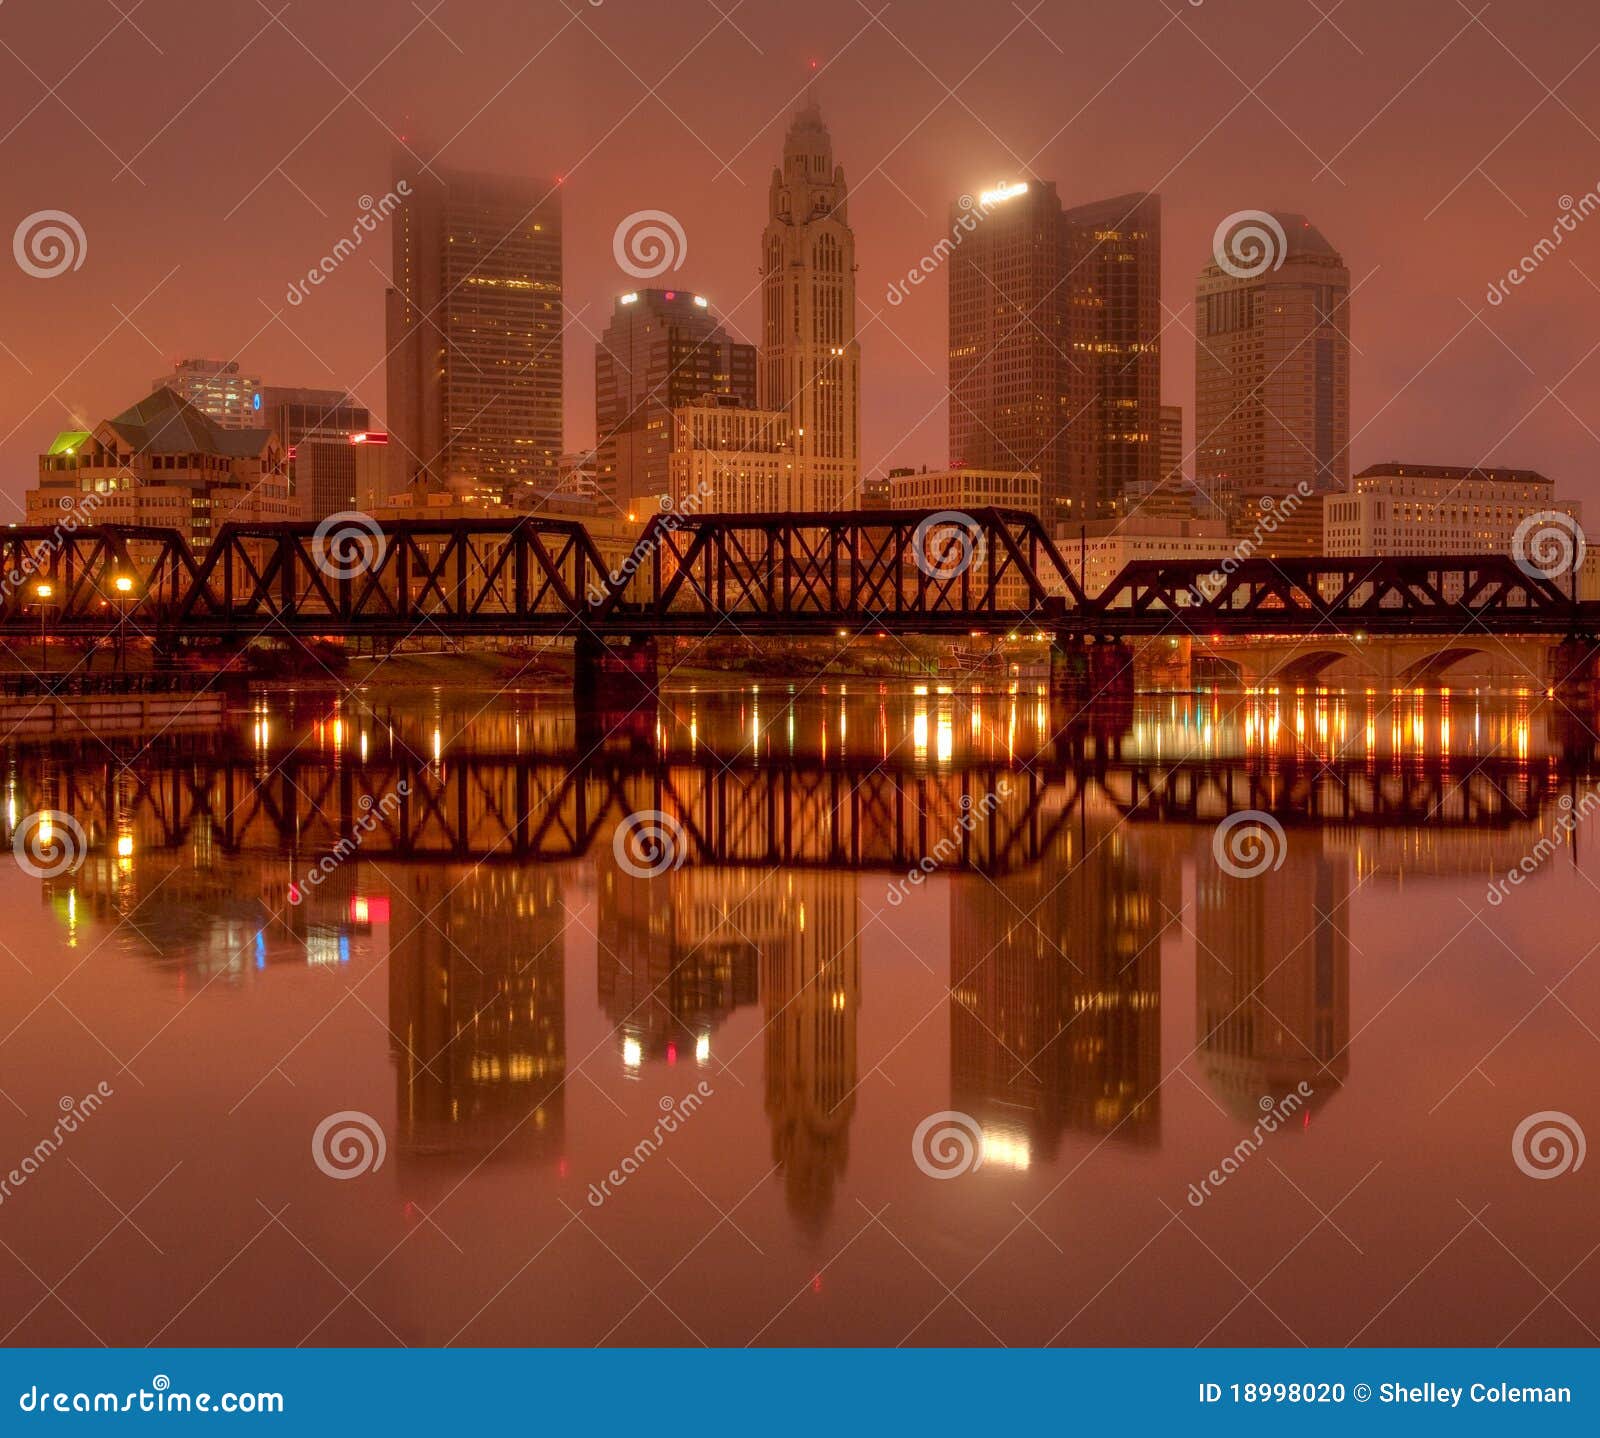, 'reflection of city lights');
116,834,133,858
982,1129,1031,1171
623,1036,642,1069
695,1033,710,1065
